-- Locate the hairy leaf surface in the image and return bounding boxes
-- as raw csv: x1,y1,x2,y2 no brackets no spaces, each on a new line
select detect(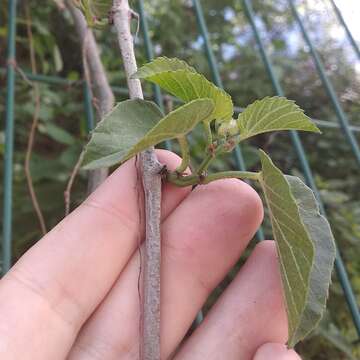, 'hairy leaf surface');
133,57,233,122
125,98,214,160
82,98,214,170
238,96,320,141
134,56,196,76
259,150,335,347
